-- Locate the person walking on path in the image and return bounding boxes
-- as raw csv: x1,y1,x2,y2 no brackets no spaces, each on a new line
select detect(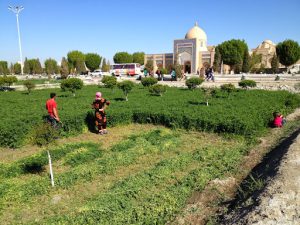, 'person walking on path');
92,92,110,135
46,92,60,127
